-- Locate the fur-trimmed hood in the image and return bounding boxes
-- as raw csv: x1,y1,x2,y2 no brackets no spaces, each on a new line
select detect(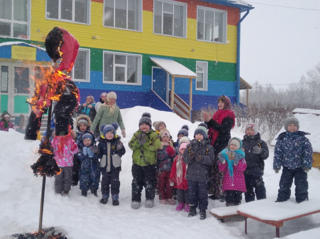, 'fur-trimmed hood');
76,115,92,130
